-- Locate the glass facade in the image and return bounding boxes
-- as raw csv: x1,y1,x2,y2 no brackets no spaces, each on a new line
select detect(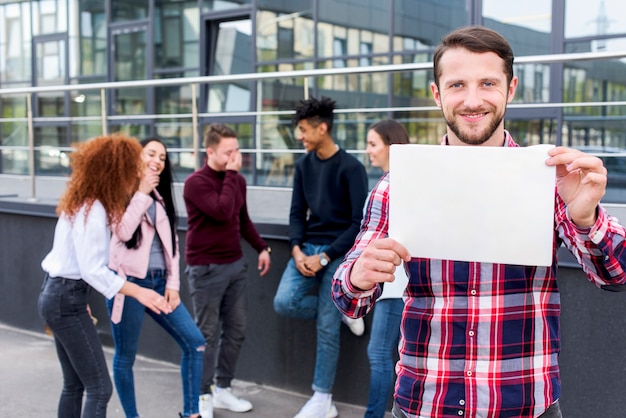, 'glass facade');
1,0,626,202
